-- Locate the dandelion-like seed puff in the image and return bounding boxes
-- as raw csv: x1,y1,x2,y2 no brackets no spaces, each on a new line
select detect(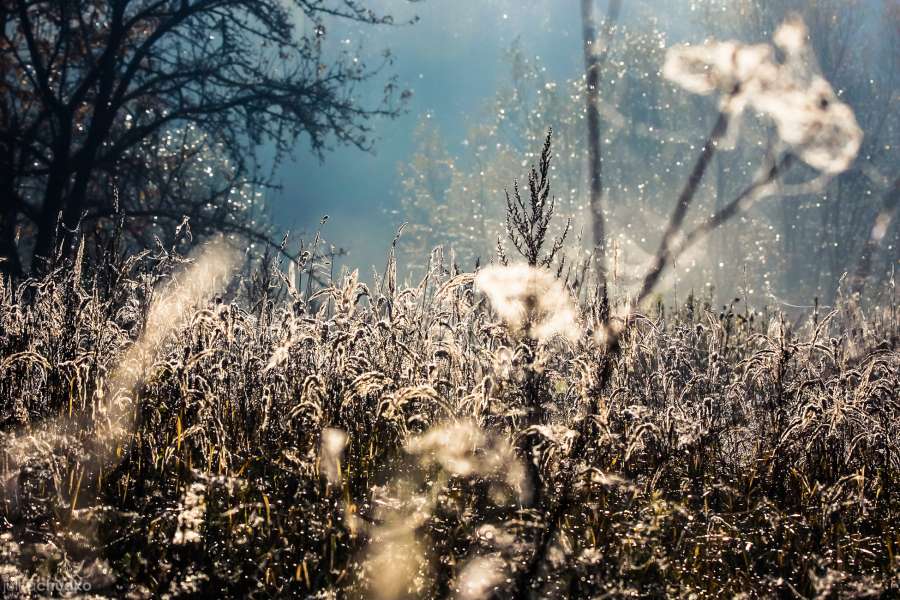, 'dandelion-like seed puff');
455,556,506,600
475,264,580,343
663,16,862,174
320,427,348,486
